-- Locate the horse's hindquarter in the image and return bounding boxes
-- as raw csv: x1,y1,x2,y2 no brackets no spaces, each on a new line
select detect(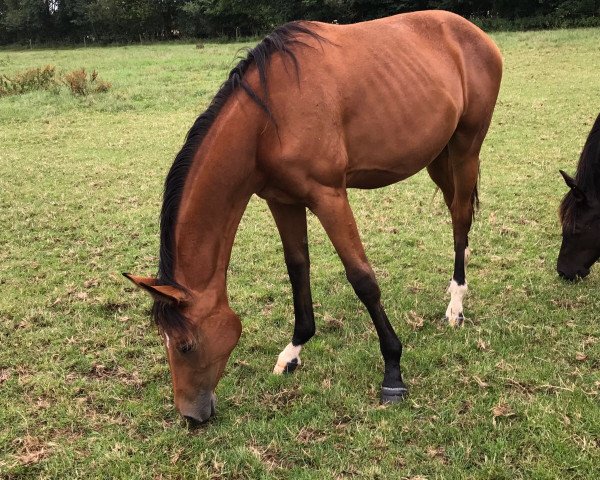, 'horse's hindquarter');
257,11,502,198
